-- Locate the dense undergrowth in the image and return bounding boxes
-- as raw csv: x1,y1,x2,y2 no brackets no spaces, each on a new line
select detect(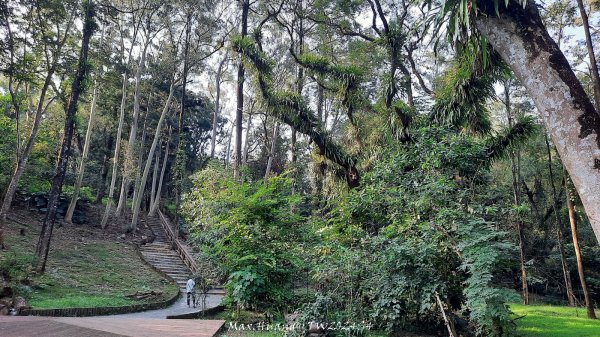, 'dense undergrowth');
183,125,527,337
